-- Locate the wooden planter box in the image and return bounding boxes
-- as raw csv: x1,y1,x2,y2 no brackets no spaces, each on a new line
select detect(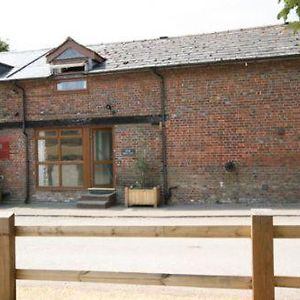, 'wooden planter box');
125,187,160,208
